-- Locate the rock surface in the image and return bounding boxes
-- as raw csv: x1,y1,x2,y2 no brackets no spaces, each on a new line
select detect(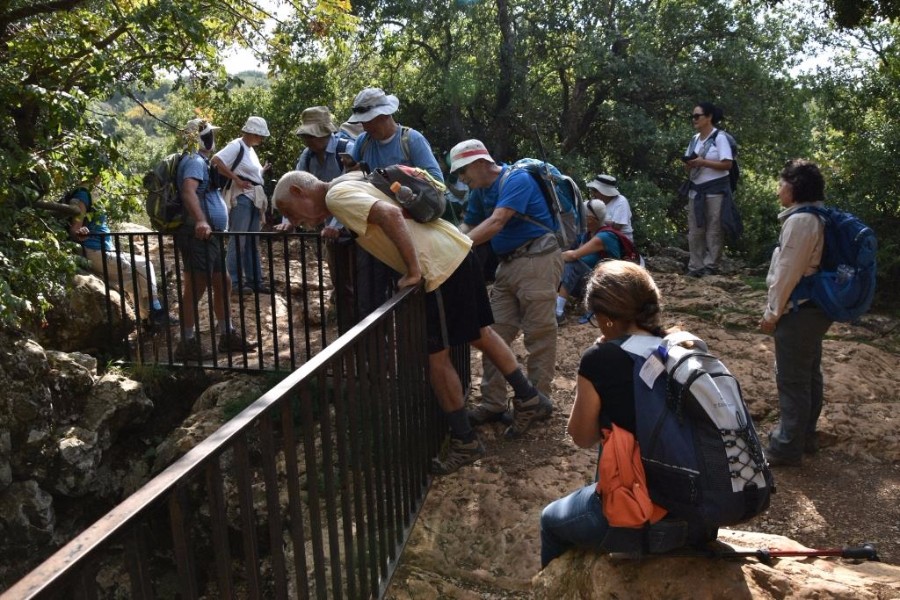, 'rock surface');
533,530,900,600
